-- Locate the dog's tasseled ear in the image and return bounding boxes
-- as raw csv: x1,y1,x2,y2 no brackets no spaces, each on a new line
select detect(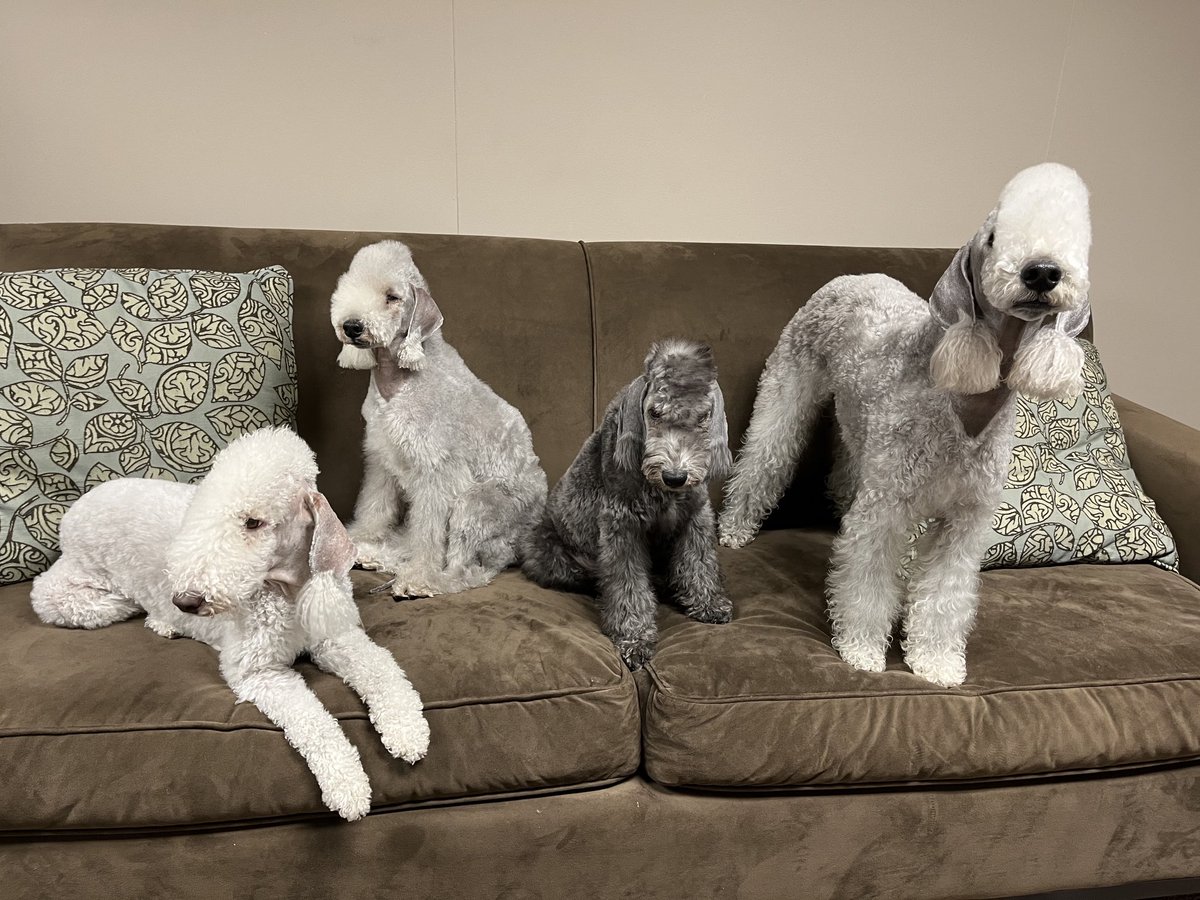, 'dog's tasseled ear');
1055,302,1091,339
708,383,732,481
928,243,1002,393
305,491,358,578
1007,322,1085,402
393,286,445,371
614,376,648,472
928,244,973,329
338,344,377,369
